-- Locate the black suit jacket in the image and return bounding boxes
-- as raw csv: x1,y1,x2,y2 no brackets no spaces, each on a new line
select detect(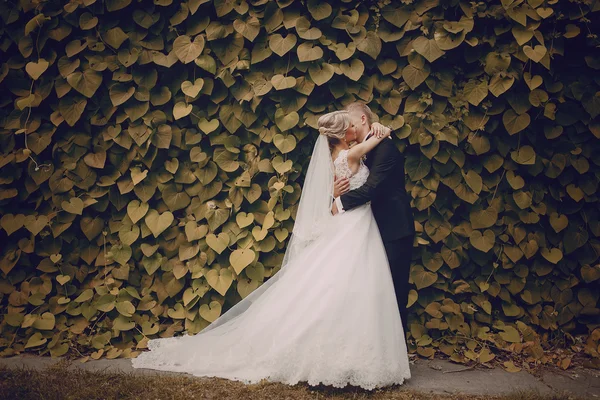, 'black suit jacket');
340,138,414,241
